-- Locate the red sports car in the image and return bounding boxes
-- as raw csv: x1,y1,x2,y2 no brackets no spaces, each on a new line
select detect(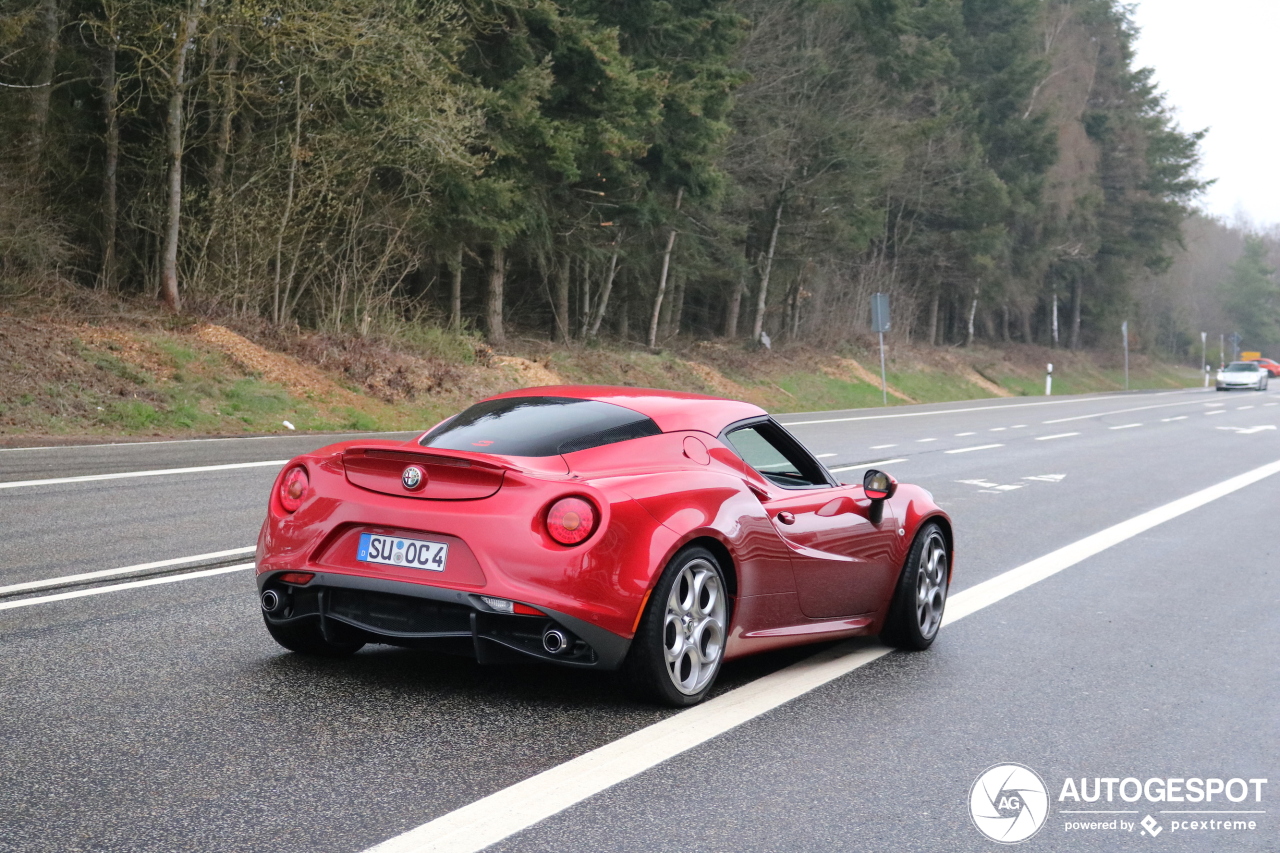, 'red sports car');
256,387,953,705
1252,358,1280,378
